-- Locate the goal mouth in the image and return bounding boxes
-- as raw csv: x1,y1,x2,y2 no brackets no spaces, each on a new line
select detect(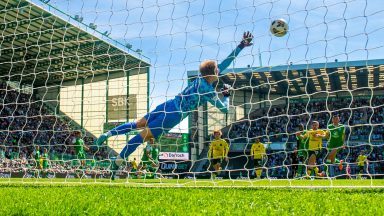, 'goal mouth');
0,0,383,188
